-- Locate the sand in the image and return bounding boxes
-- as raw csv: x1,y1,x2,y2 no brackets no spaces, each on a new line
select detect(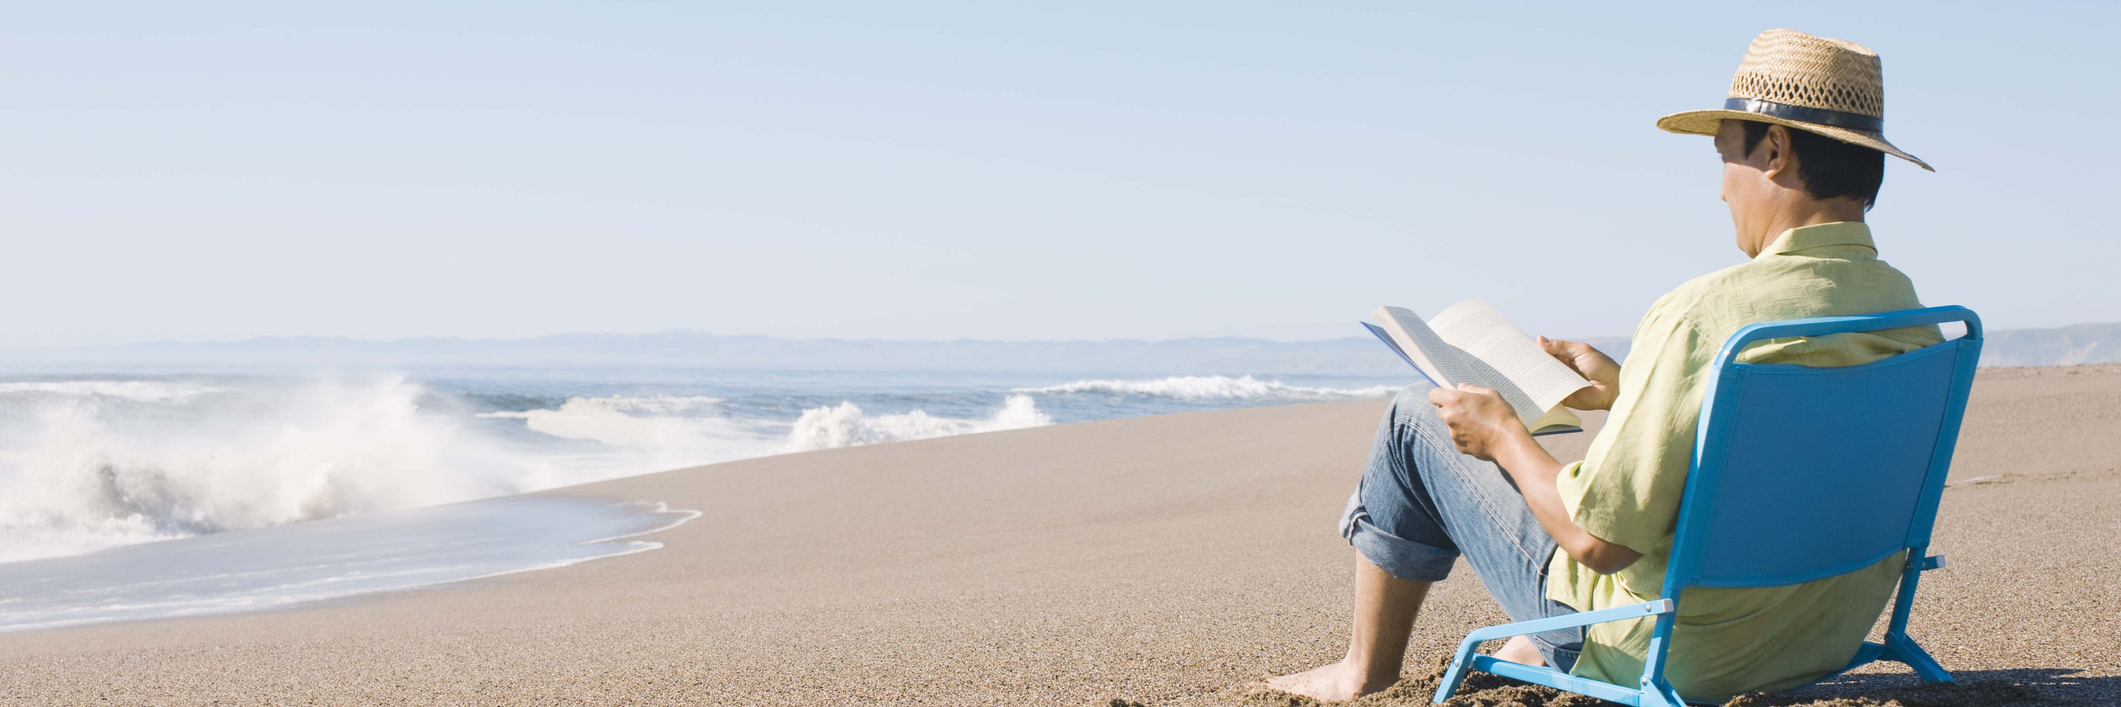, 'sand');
1,365,2116,706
